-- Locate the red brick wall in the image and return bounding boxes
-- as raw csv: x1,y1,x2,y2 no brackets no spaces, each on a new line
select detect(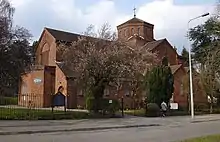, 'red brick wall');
19,66,56,108
66,78,78,109
35,29,56,66
153,41,178,65
19,69,44,107
117,23,154,42
172,67,188,107
127,36,147,47
43,66,56,107
190,73,208,106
